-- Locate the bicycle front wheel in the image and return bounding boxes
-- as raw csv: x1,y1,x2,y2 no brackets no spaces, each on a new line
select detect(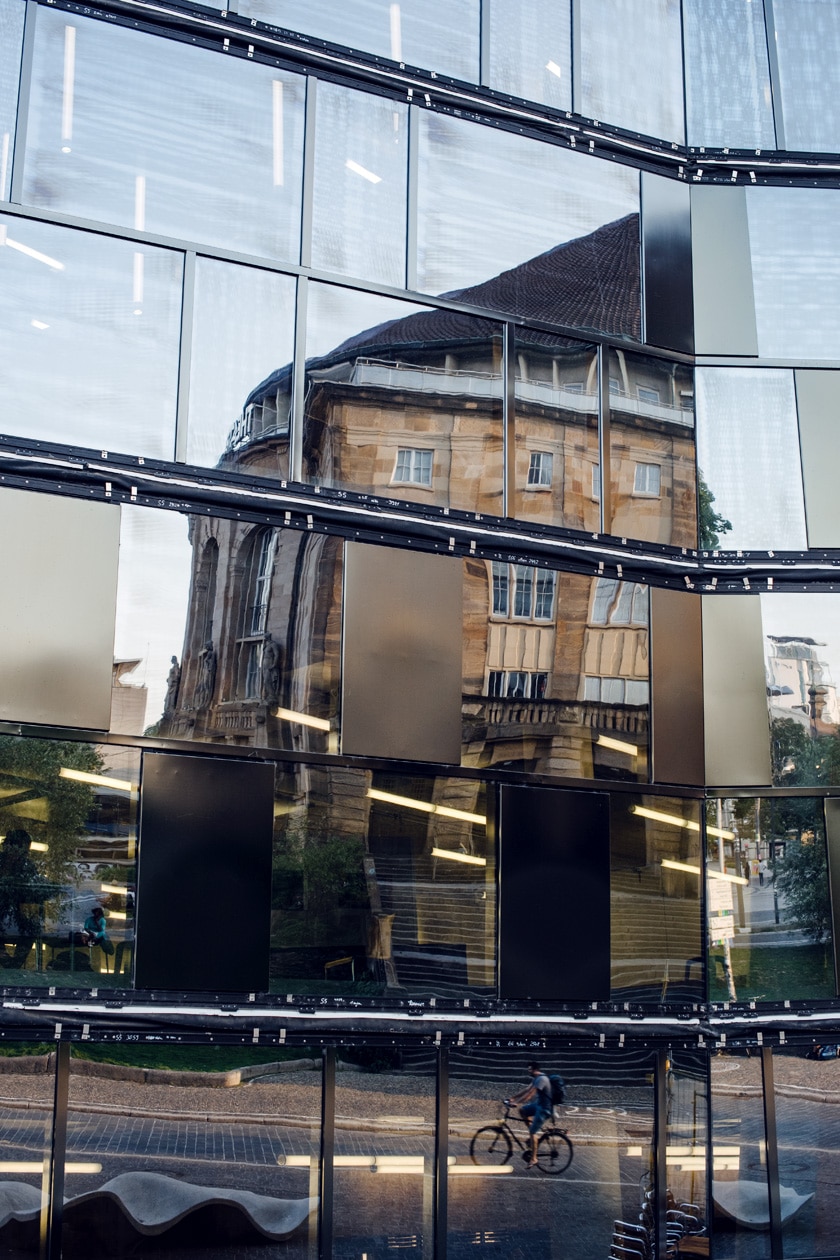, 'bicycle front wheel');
470,1125,513,1165
536,1128,573,1175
